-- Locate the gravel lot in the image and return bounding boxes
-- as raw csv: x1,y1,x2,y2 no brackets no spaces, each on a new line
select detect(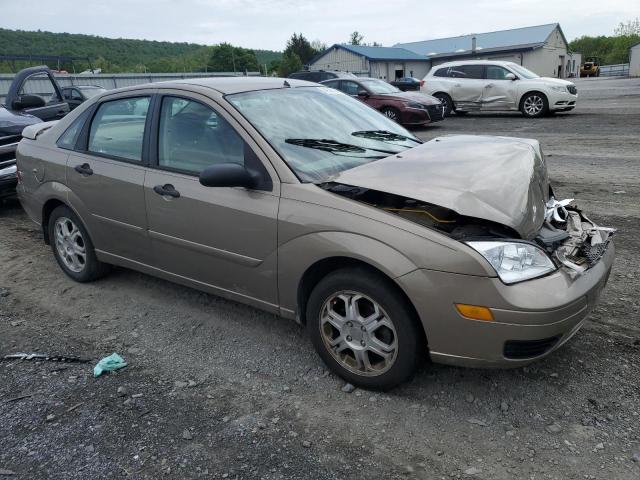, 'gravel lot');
1,77,639,480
